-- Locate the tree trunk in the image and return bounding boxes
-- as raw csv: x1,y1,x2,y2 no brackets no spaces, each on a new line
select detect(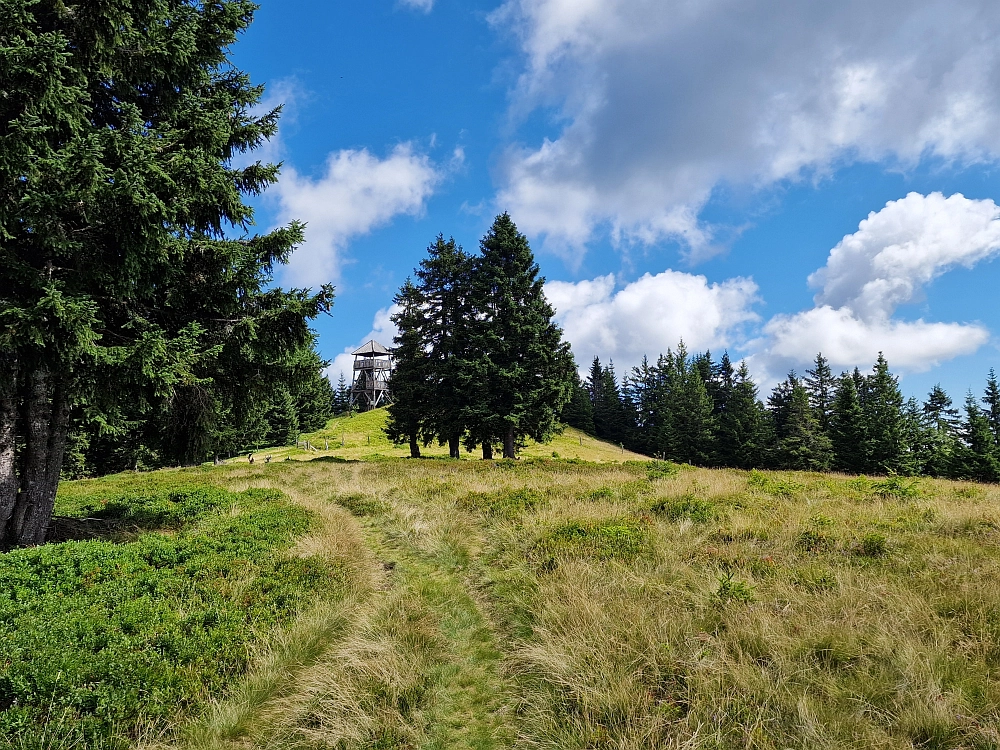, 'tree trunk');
448,435,460,459
0,358,18,541
9,369,69,546
482,441,493,460
409,433,421,458
503,425,516,459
